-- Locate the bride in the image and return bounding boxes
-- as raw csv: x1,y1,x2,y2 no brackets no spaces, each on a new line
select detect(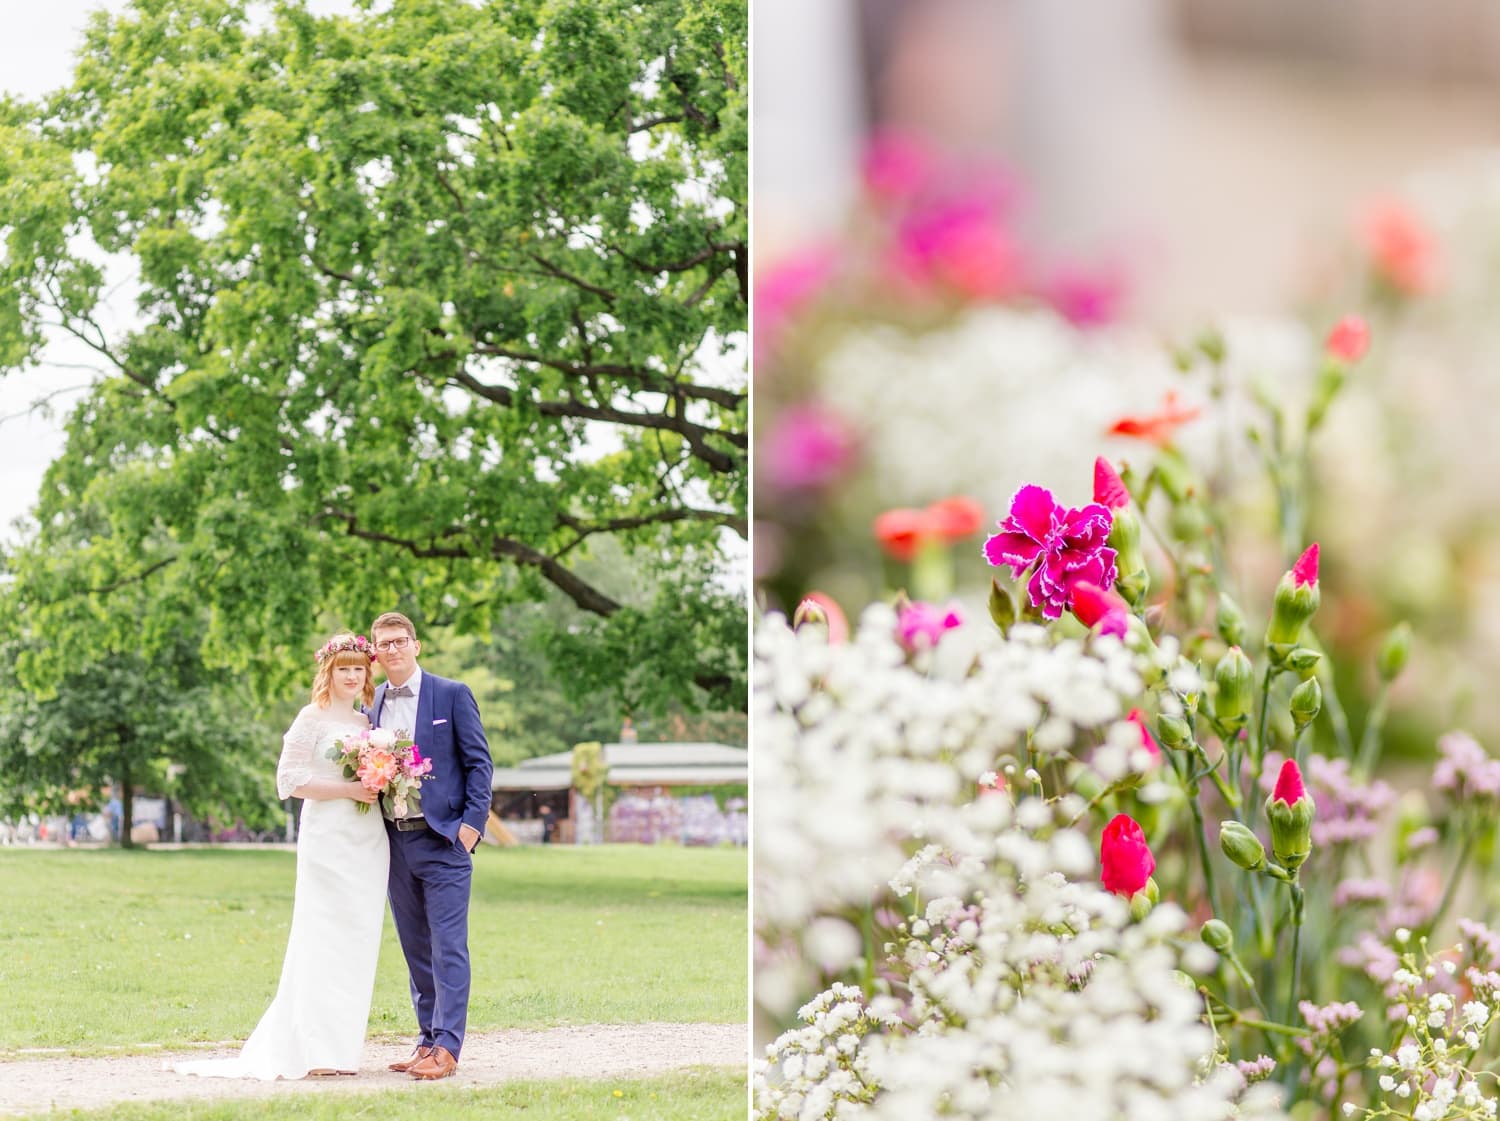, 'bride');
177,633,389,1080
